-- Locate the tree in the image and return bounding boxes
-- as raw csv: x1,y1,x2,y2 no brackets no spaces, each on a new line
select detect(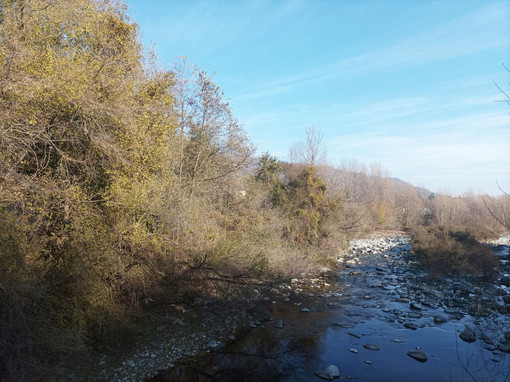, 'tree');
483,186,510,231
289,126,327,166
171,57,254,194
